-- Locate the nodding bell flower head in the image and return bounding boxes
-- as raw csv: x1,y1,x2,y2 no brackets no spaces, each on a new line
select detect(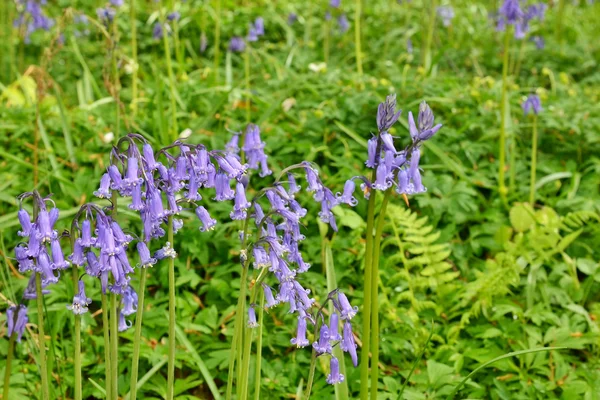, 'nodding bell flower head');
365,137,378,168
153,22,164,40
67,280,92,315
377,94,402,132
288,13,298,25
337,179,358,206
411,101,442,142
96,7,116,26
326,357,345,385
94,173,112,199
340,321,358,366
262,284,279,308
118,311,132,332
523,94,542,115
291,316,310,347
329,313,342,341
229,36,246,52
437,6,455,27
337,14,350,33
6,305,28,342
167,11,180,22
313,324,332,354
17,209,32,237
137,242,157,268
195,206,217,232
121,286,138,316
16,245,34,273
498,0,523,26
330,0,341,8
337,292,358,320
247,305,259,328
254,17,265,36
154,242,177,260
